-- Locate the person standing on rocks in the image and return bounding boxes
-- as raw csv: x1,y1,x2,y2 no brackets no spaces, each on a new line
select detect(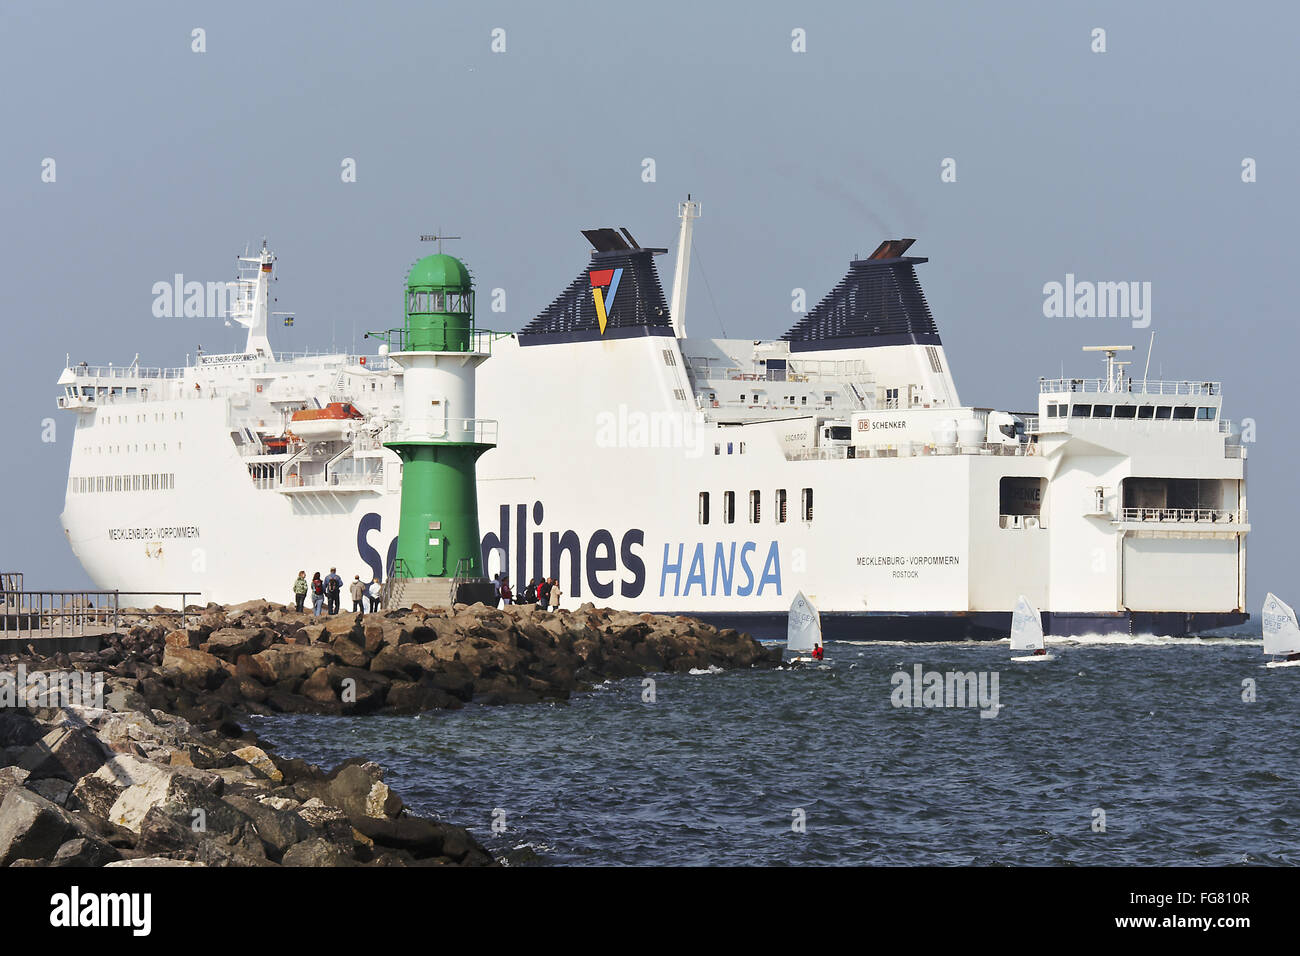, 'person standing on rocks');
493,572,502,604
499,576,512,609
350,574,365,613
524,578,537,604
367,577,381,613
292,571,308,612
325,567,343,615
549,578,562,613
311,572,325,618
